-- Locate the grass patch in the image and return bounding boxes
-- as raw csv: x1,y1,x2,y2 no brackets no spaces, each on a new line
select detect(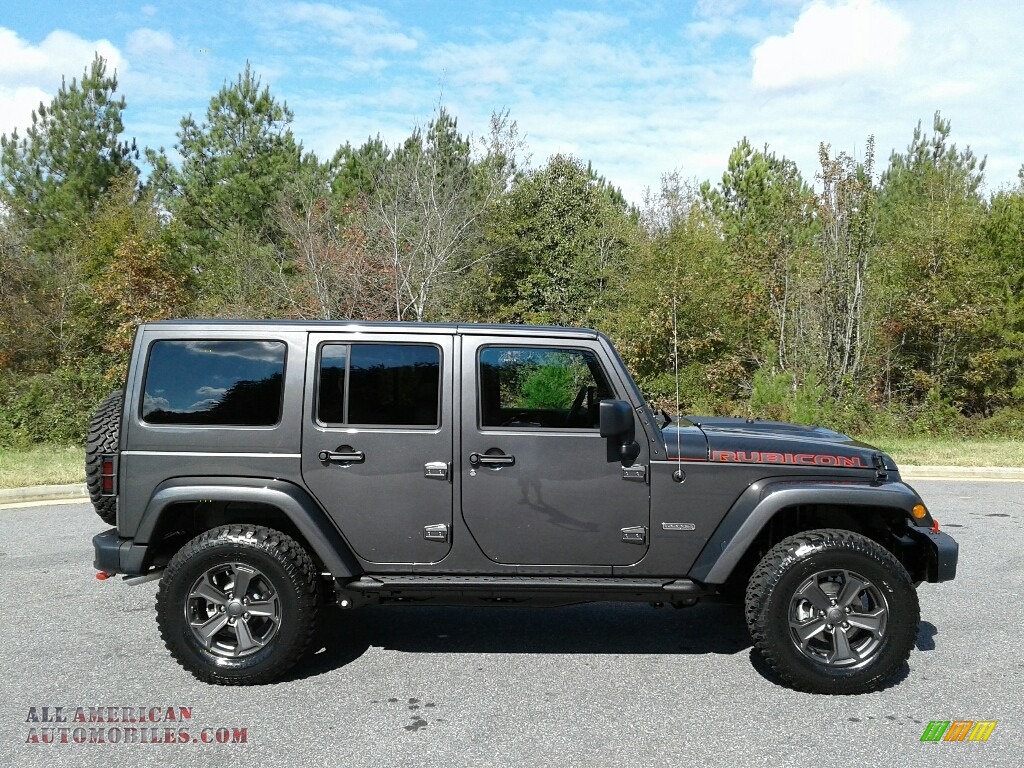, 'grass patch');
859,437,1024,468
0,445,85,488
